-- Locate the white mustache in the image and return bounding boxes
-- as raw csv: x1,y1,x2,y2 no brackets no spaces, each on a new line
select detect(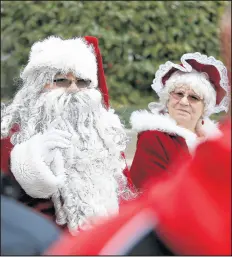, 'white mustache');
38,88,103,115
